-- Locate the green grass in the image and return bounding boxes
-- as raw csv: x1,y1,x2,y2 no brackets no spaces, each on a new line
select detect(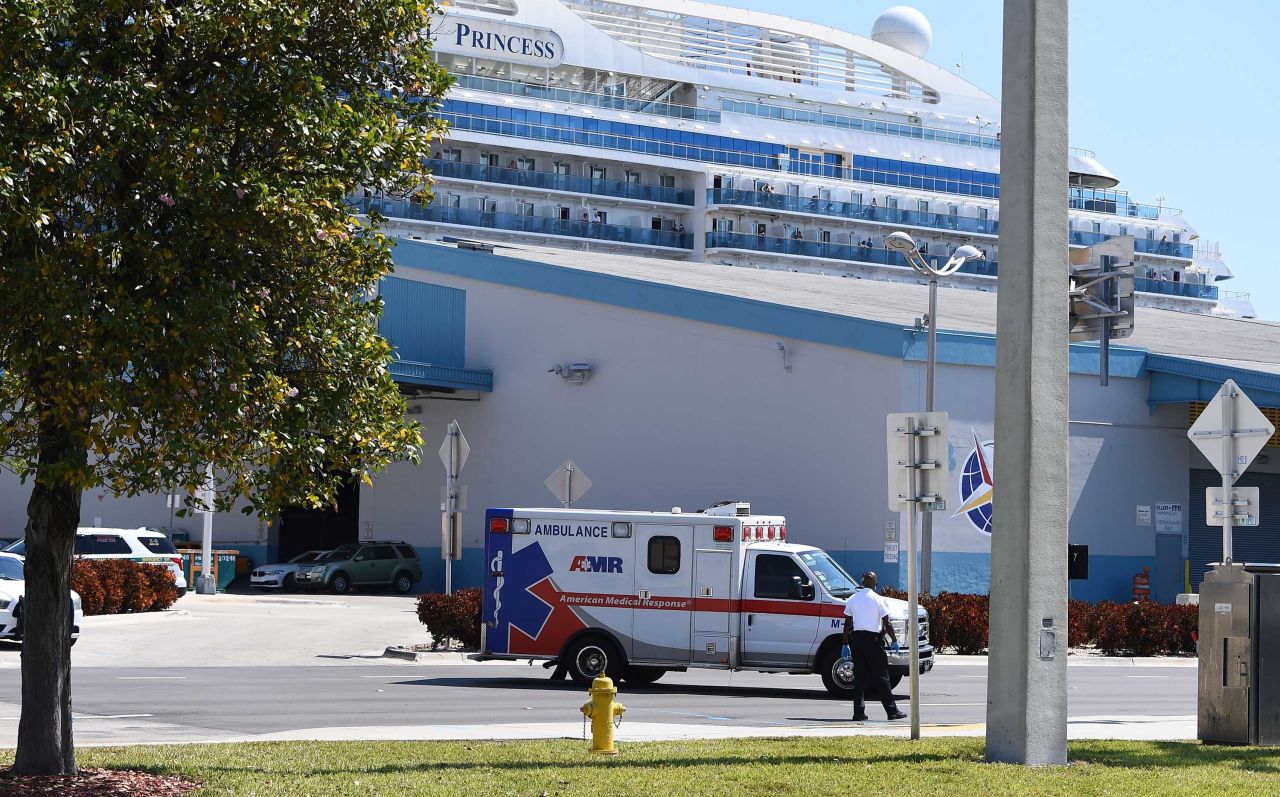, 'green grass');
4,737,1279,796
